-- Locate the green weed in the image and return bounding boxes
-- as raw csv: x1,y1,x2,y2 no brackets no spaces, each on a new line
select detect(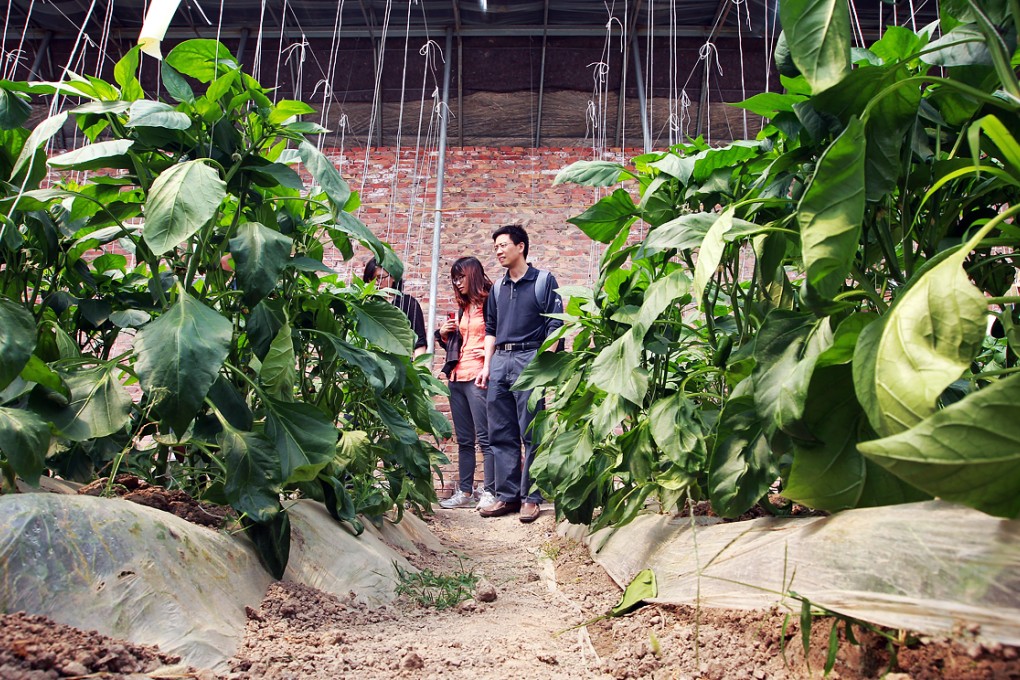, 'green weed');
394,562,479,611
